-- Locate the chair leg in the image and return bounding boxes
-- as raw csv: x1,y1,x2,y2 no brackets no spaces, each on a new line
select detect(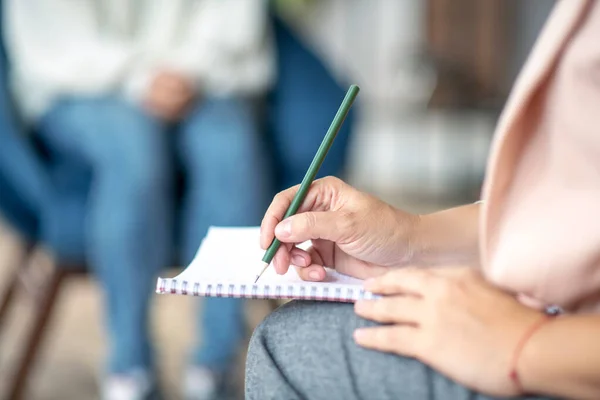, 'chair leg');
5,267,67,400
0,243,36,328
0,269,20,328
